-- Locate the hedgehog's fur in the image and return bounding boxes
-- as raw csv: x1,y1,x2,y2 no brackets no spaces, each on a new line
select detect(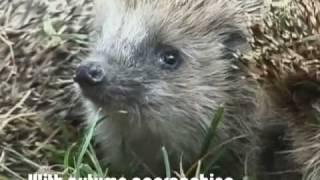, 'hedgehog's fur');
240,0,320,179
75,0,303,179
